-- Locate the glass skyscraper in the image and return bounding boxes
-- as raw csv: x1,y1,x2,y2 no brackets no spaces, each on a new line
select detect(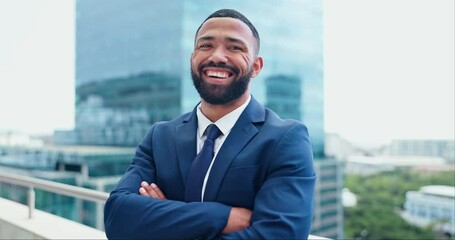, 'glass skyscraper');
71,0,342,238
73,0,325,154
